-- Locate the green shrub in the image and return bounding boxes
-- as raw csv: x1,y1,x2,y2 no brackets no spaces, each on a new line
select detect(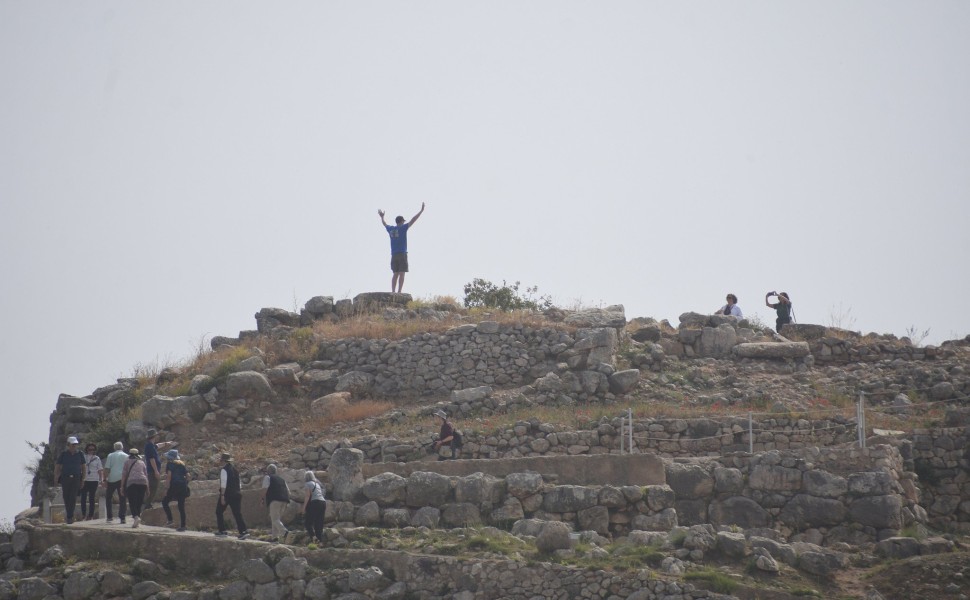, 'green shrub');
462,278,553,311
683,569,740,594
